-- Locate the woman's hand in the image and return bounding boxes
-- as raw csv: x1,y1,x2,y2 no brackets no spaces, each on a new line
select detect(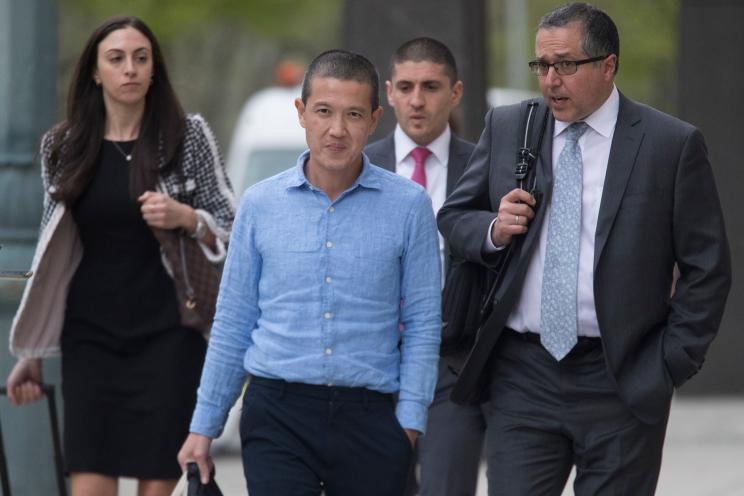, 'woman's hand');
138,191,197,232
6,358,43,405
